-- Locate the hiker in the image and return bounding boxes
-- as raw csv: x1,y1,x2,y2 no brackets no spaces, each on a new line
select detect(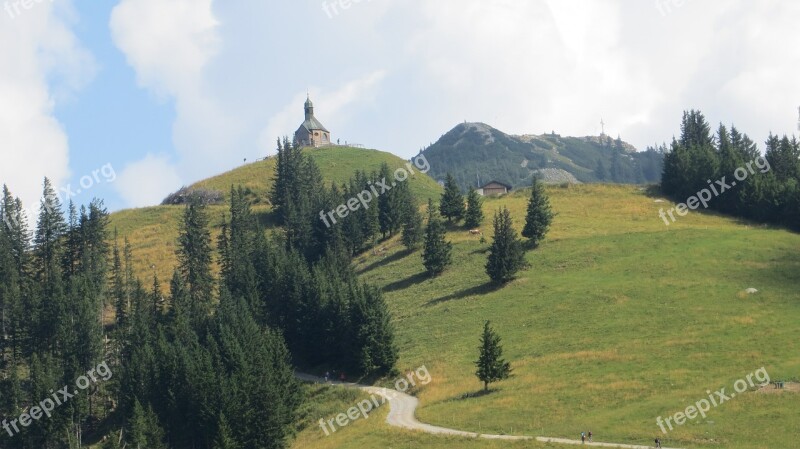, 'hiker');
581,431,586,443
324,371,330,382
588,431,593,442
655,437,662,448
